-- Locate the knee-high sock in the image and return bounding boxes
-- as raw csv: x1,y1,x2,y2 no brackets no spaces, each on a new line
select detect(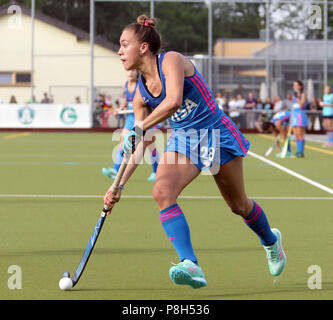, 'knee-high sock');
243,201,277,246
296,139,305,154
160,204,197,264
113,148,123,172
